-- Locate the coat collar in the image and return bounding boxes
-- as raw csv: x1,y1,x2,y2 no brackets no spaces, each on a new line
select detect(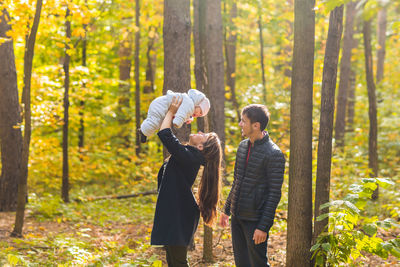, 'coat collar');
246,131,269,147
